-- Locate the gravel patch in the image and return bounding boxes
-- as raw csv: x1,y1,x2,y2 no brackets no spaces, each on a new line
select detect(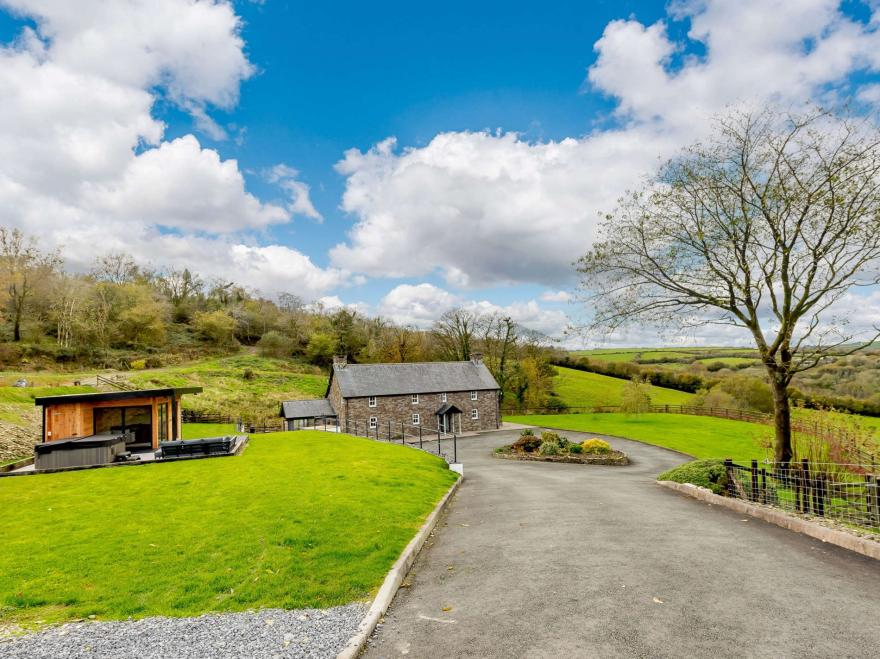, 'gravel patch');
0,604,368,659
